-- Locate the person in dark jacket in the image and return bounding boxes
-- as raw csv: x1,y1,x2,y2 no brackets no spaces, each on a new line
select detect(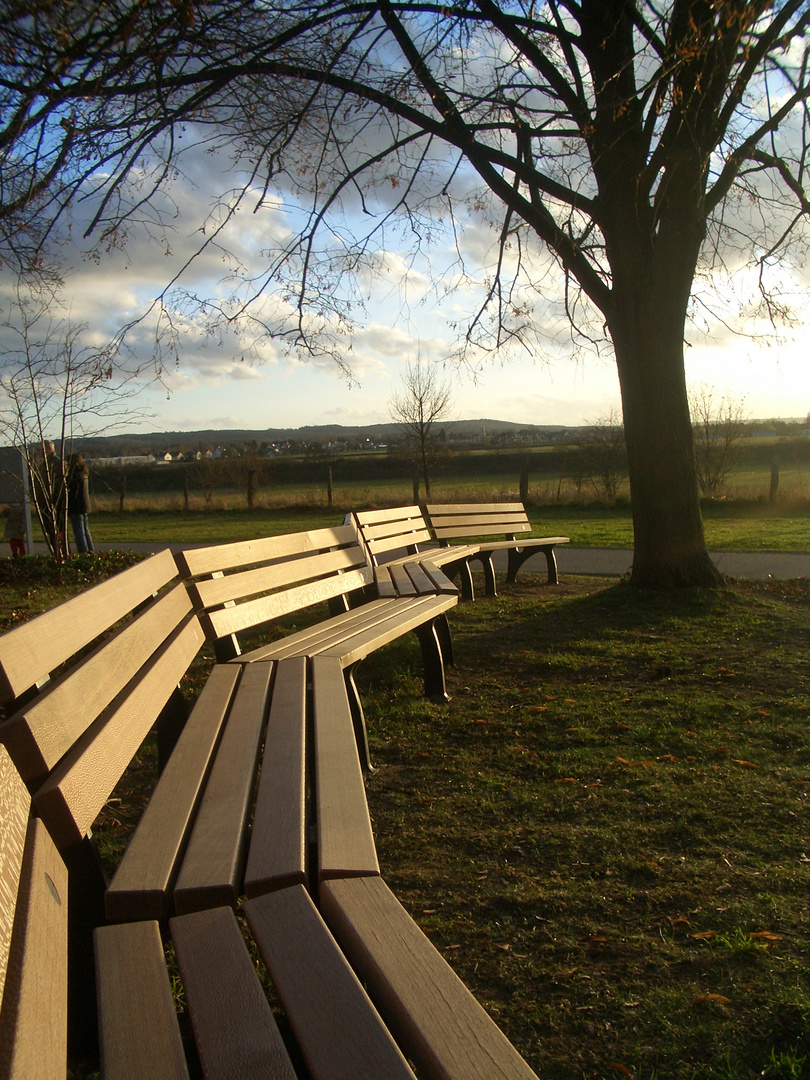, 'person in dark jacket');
67,453,95,554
